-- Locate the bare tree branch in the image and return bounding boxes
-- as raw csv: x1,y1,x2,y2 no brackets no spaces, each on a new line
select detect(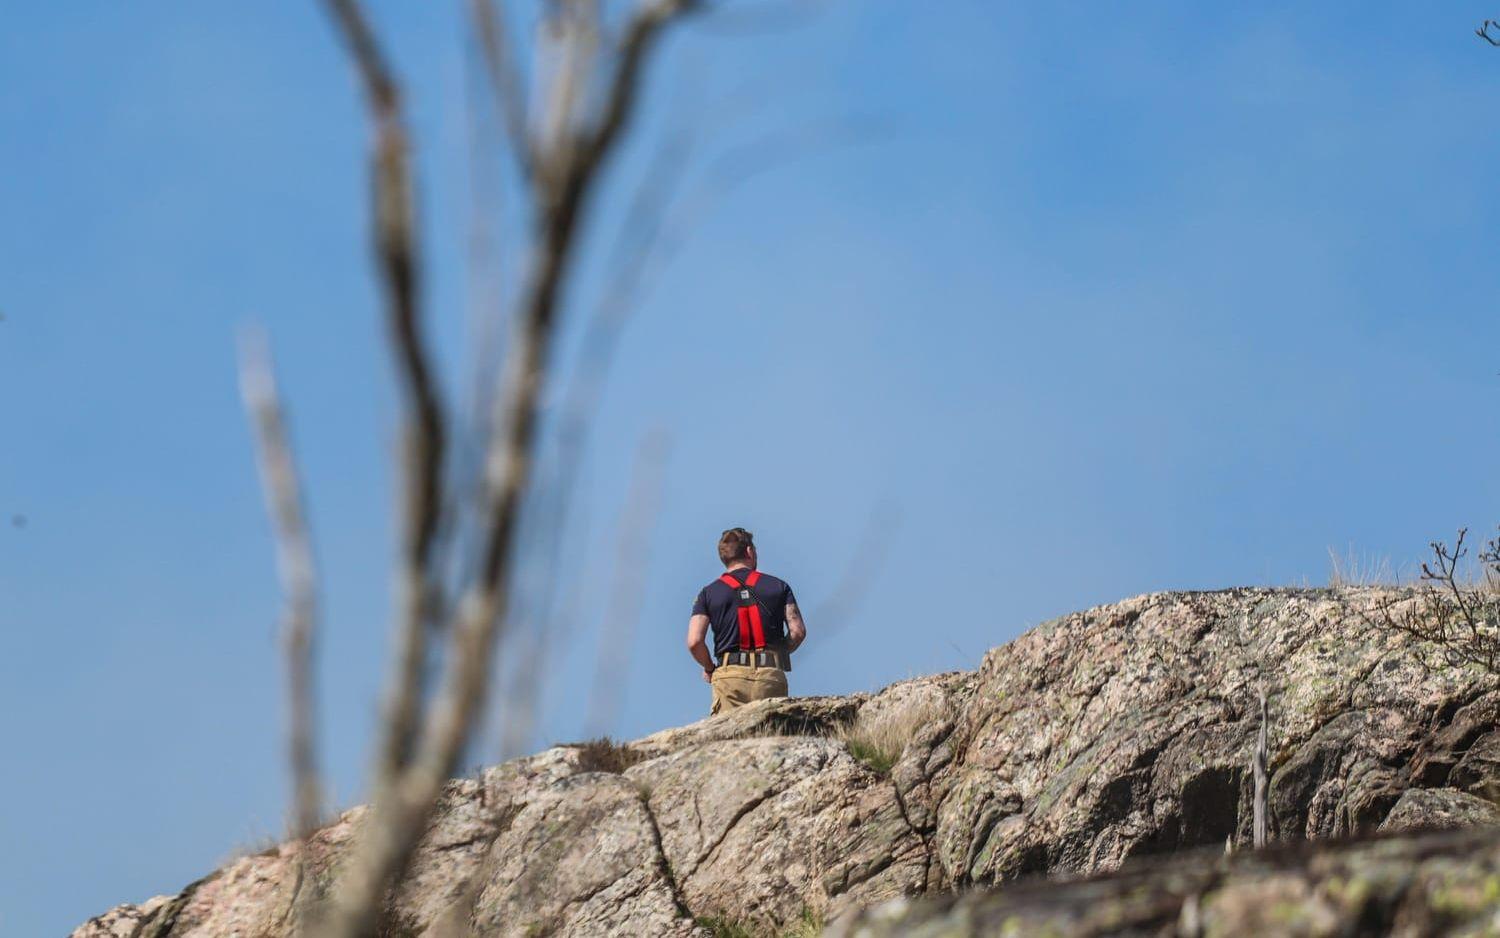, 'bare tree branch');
238,327,323,844
322,0,400,110
1480,19,1500,46
493,118,699,731
575,0,704,189
311,1,709,933
539,0,602,174
428,0,708,827
321,0,451,796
